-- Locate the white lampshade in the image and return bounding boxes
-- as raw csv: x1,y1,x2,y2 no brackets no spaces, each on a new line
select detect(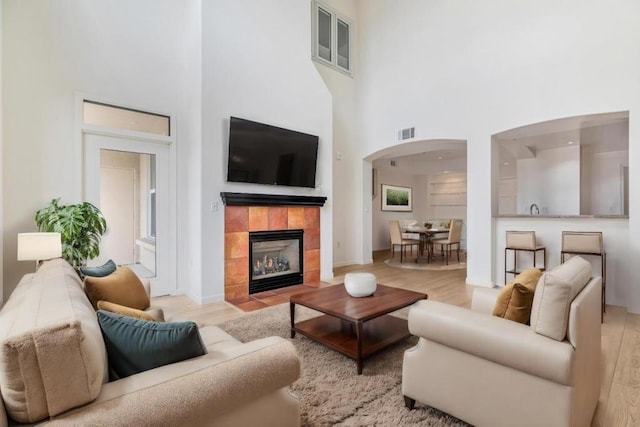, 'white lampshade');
17,232,62,261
